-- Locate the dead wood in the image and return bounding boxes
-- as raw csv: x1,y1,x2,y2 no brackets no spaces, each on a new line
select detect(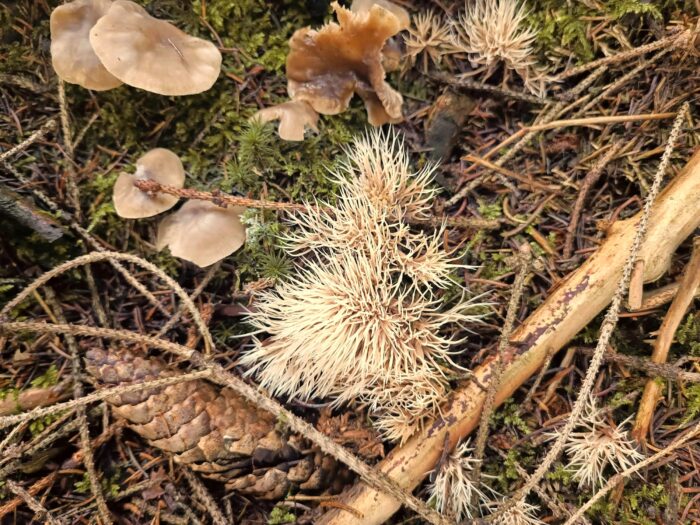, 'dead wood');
318,148,700,525
0,186,64,242
632,237,700,443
